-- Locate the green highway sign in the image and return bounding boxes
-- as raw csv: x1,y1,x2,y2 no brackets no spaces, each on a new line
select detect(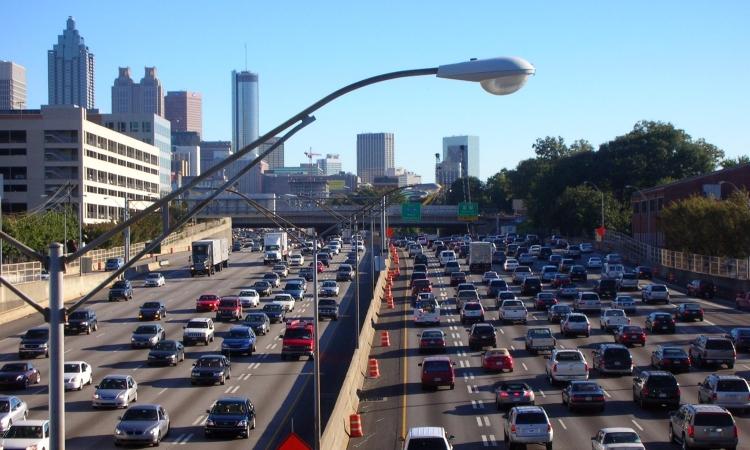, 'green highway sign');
401,202,422,222
457,202,479,221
